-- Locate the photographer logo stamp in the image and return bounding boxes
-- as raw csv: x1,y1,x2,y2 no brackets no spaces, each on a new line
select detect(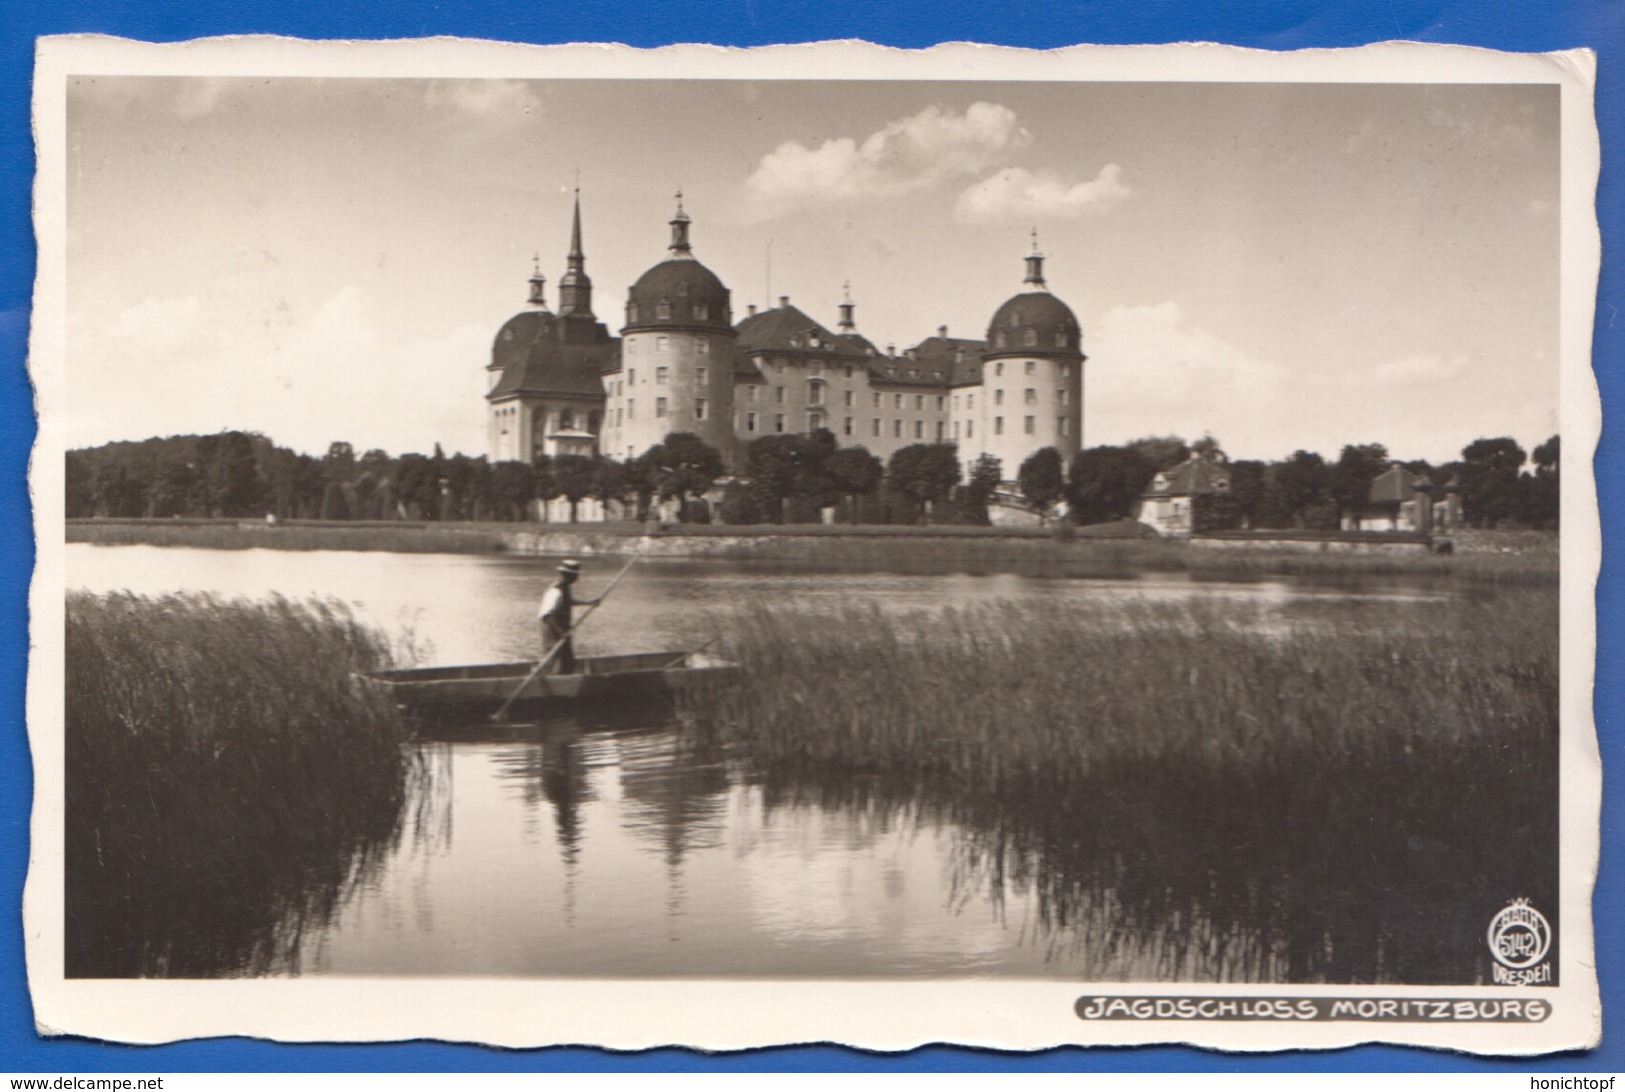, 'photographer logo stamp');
1488,898,1553,985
